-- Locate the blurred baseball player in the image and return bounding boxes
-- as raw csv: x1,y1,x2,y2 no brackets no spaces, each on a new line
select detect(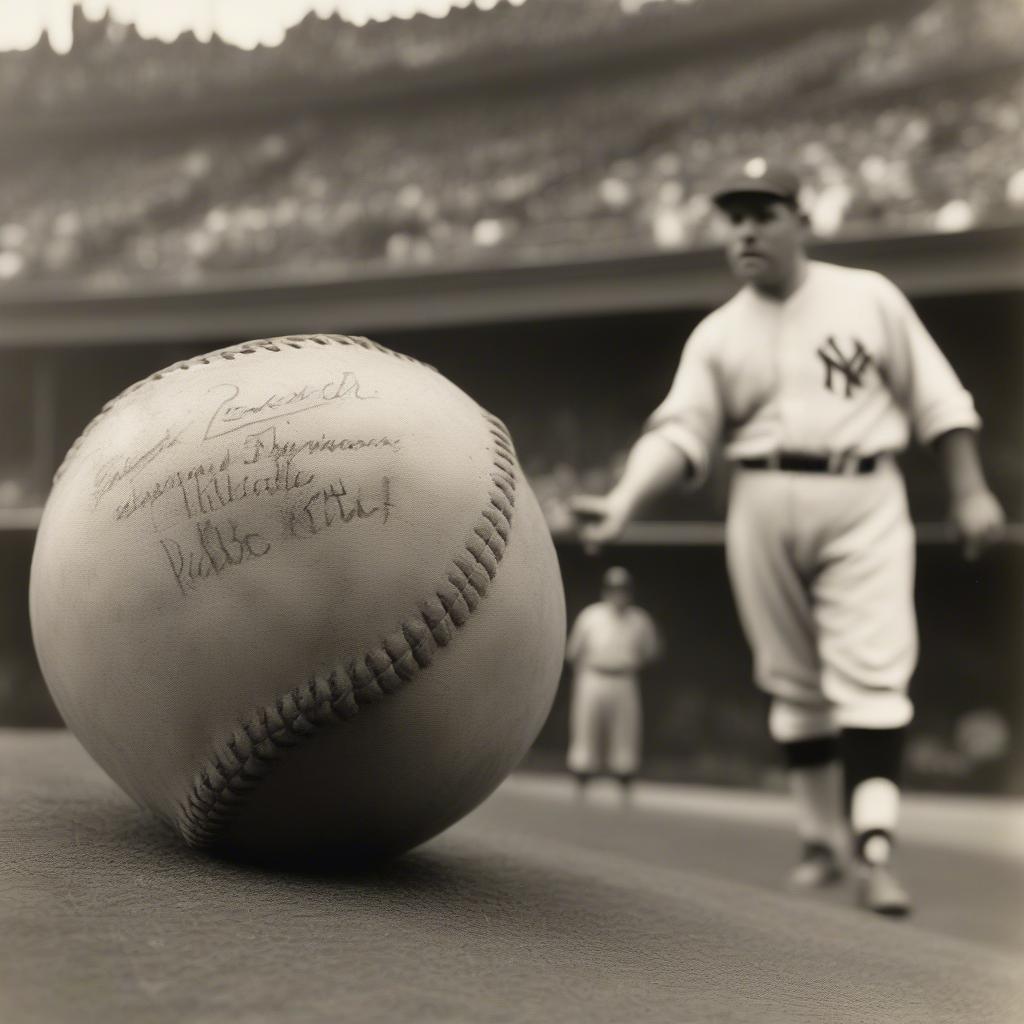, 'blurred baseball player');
571,164,1005,915
566,566,660,802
